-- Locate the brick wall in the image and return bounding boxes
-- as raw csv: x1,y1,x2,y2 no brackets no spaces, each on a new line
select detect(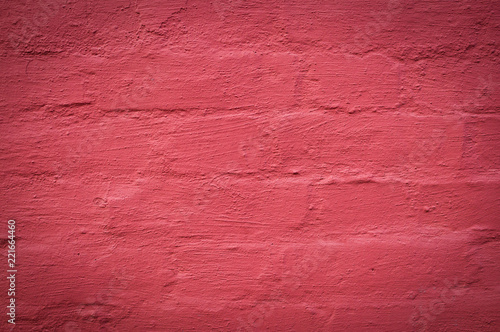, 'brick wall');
1,0,499,331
